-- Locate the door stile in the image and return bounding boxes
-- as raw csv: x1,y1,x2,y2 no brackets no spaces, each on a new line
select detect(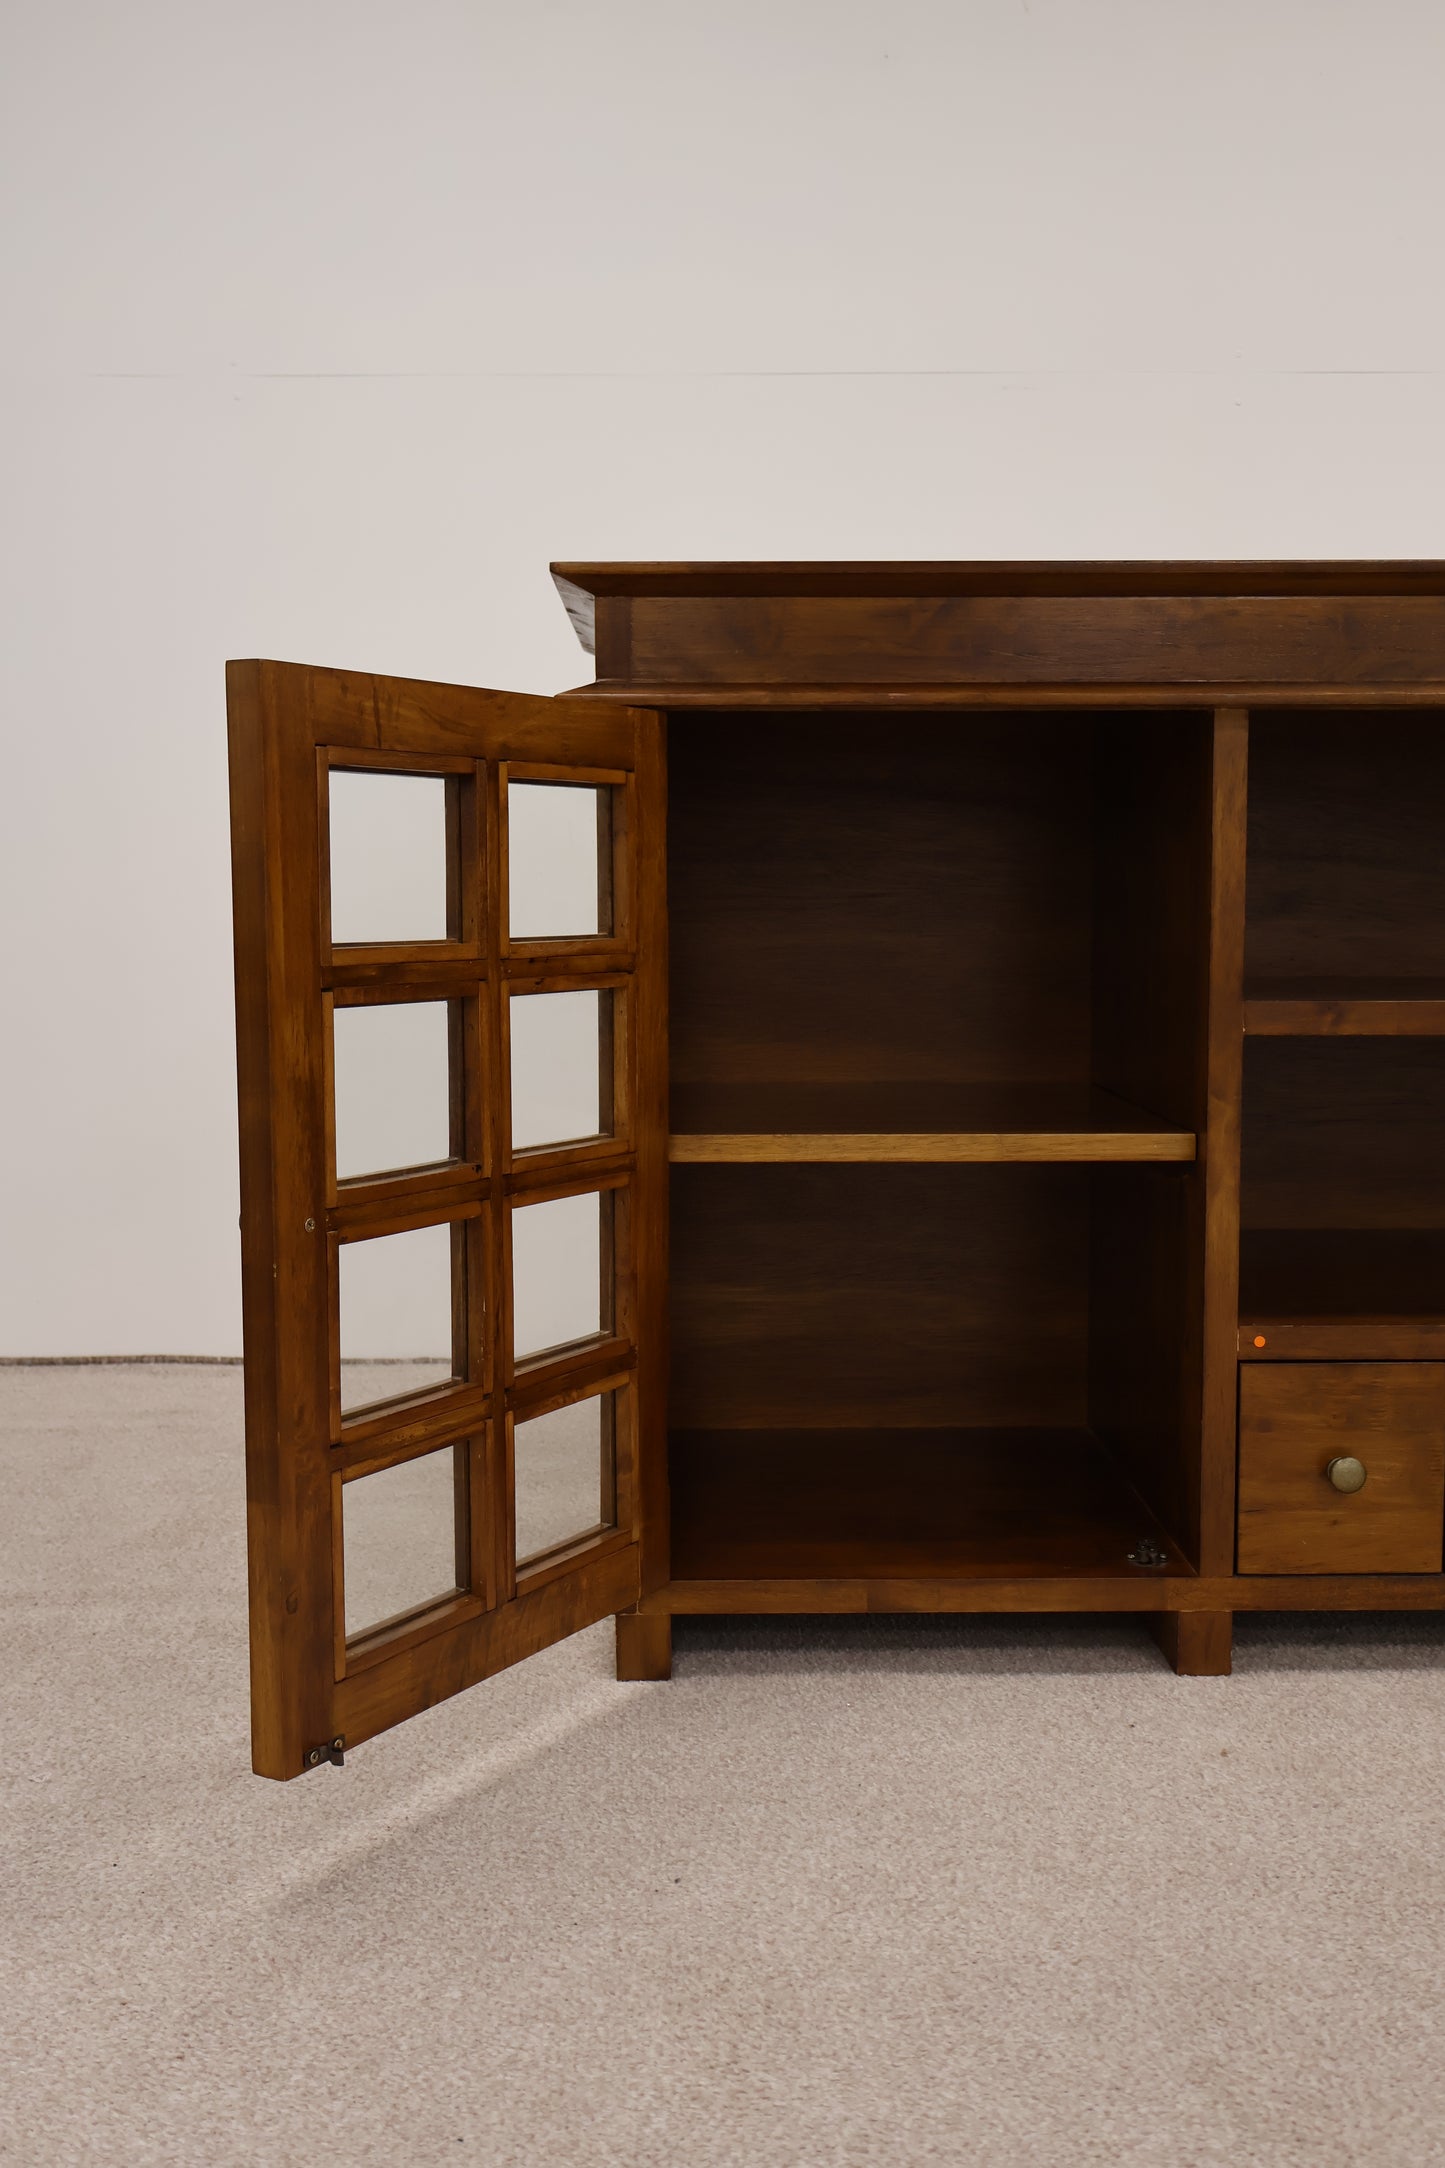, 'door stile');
229,660,338,1779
